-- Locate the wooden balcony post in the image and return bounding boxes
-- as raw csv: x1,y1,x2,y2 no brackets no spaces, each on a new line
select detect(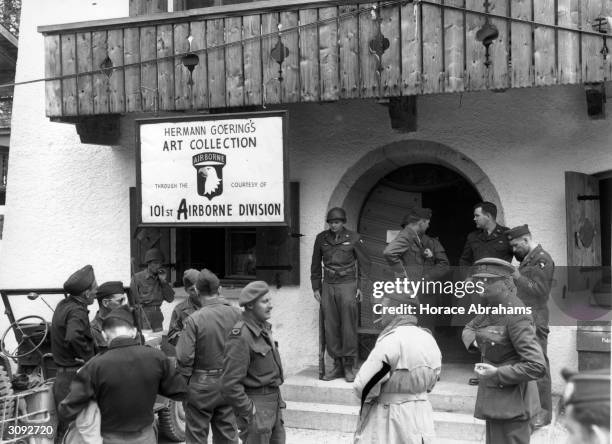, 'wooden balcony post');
129,0,168,16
